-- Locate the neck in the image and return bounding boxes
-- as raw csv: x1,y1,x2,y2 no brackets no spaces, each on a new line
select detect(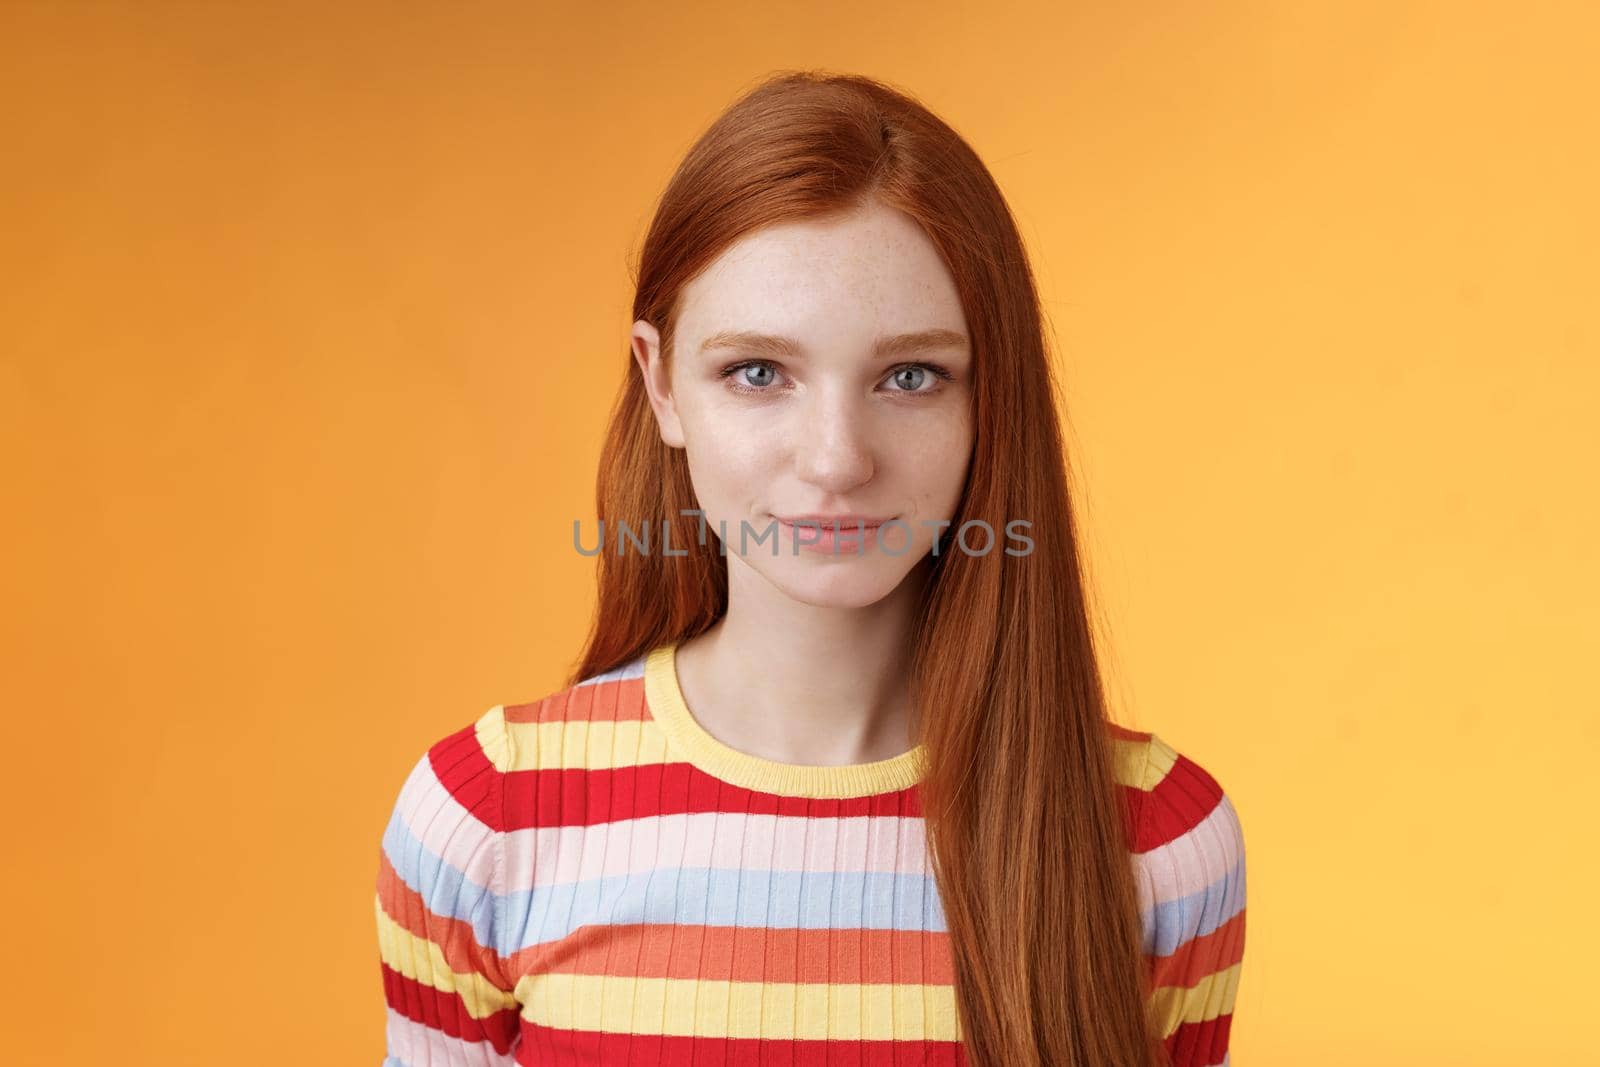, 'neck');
673,557,931,766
